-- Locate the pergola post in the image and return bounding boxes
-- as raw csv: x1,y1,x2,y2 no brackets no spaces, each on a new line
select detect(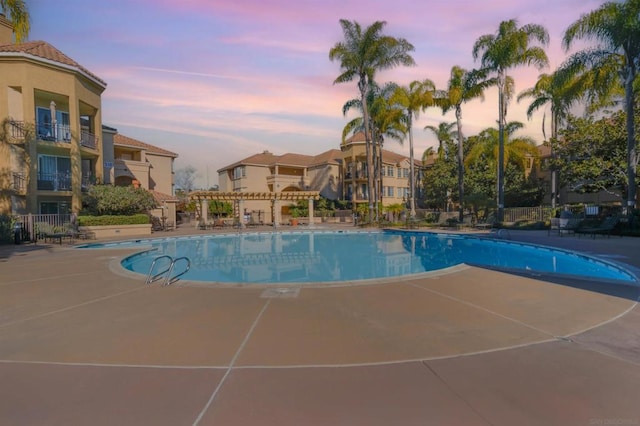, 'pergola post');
200,199,209,226
188,191,320,230
308,198,314,225
273,198,281,227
